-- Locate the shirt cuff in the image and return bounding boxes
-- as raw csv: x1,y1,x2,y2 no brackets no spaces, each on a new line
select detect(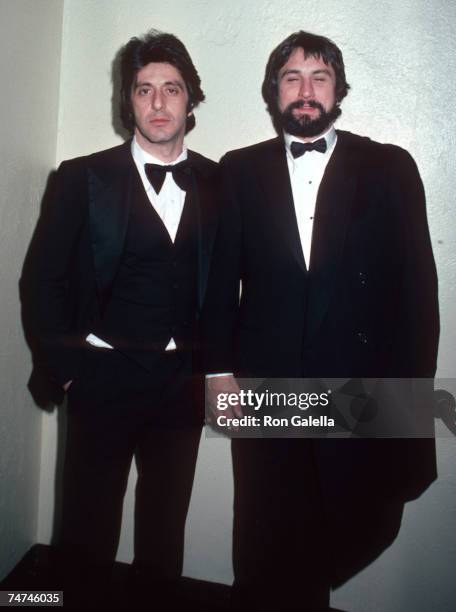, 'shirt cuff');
206,373,234,378
85,333,114,349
